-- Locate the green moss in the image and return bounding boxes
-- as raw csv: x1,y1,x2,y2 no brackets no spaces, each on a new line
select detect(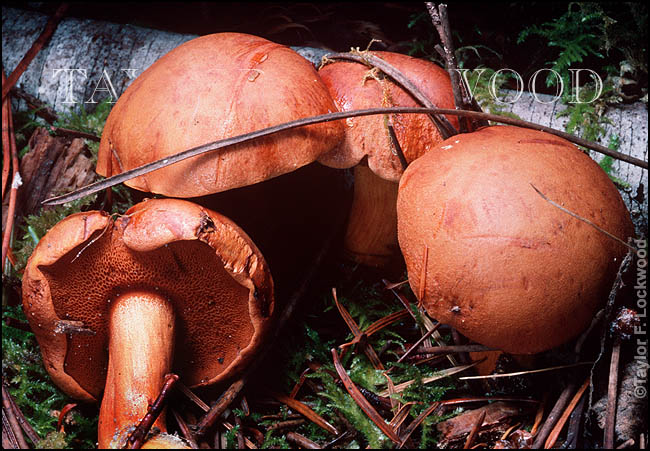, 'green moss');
312,370,390,449
13,197,97,273
53,99,113,161
2,306,97,449
224,424,240,449
261,430,291,449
